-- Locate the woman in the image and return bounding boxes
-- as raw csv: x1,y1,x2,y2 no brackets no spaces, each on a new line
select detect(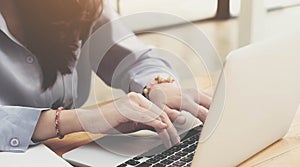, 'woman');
0,0,211,152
